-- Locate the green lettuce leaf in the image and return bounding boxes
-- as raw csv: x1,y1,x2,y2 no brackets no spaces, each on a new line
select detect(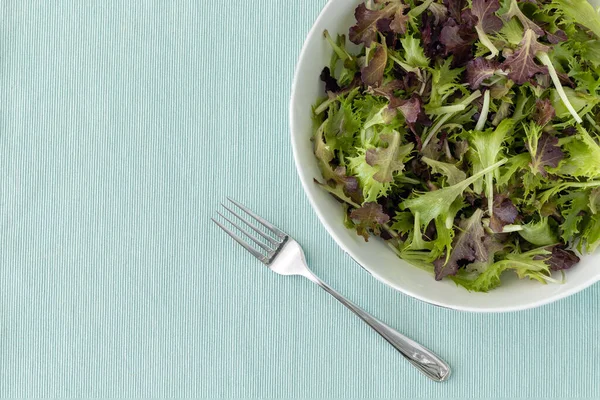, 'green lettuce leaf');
551,0,600,40
391,211,414,235
397,34,429,70
428,58,465,107
401,159,507,227
324,97,361,153
348,149,393,203
469,119,514,213
422,157,467,185
452,247,553,292
581,213,600,253
559,191,590,243
365,131,414,183
518,217,559,246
